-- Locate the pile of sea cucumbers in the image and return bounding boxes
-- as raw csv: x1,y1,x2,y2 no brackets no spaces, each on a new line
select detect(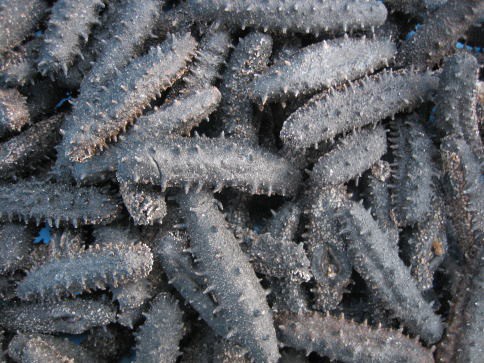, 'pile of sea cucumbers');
0,0,482,362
